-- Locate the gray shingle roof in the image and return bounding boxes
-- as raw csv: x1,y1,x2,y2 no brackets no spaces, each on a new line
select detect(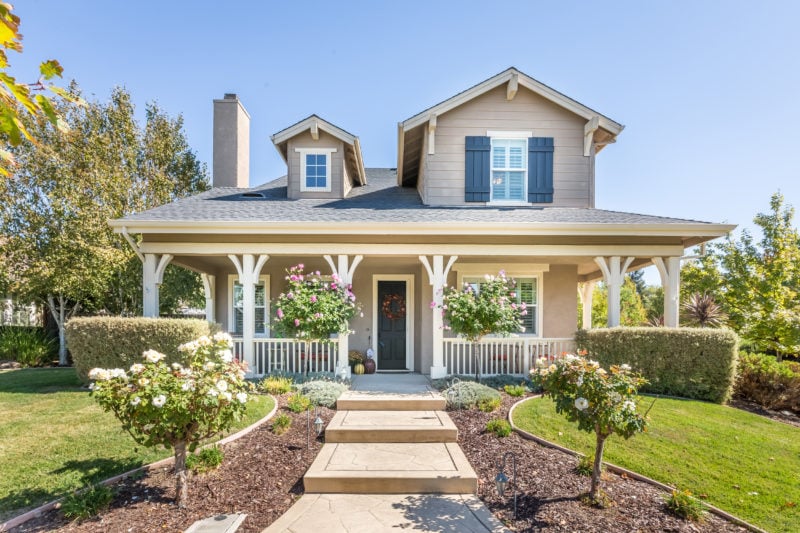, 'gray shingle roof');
116,168,714,226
